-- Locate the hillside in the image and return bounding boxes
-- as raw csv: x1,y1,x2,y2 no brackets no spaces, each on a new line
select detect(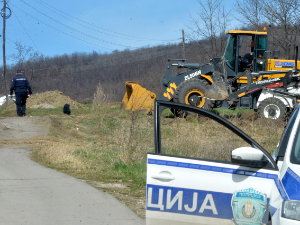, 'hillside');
1,24,300,104
0,44,189,104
